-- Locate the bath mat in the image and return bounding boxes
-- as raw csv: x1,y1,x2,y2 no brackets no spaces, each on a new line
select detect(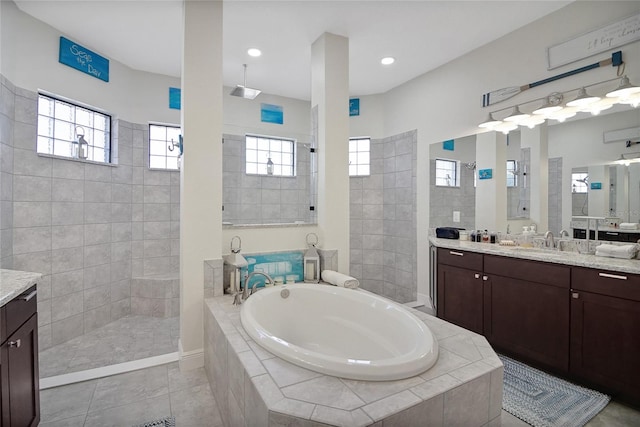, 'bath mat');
500,354,610,427
132,416,175,427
